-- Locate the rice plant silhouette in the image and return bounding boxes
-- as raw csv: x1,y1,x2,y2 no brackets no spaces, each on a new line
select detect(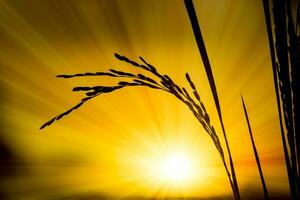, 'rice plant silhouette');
40,52,239,198
38,0,300,199
263,0,300,199
40,0,242,199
